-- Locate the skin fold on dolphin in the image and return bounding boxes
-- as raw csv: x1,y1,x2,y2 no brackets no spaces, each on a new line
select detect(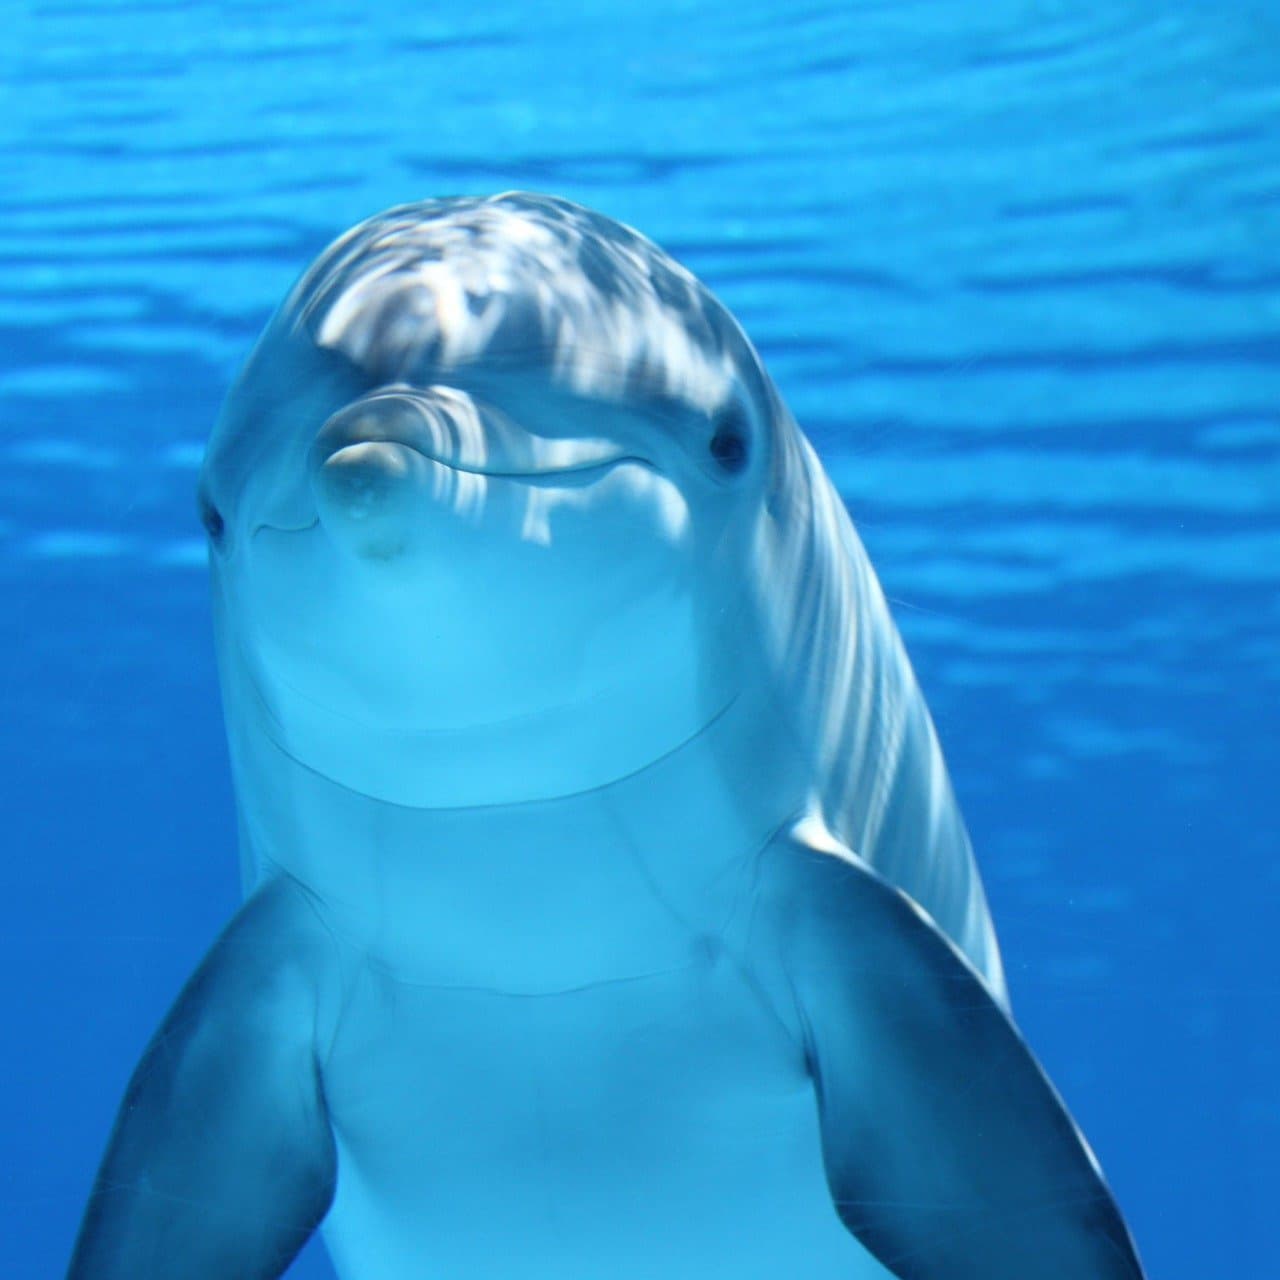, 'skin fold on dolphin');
67,192,1146,1280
